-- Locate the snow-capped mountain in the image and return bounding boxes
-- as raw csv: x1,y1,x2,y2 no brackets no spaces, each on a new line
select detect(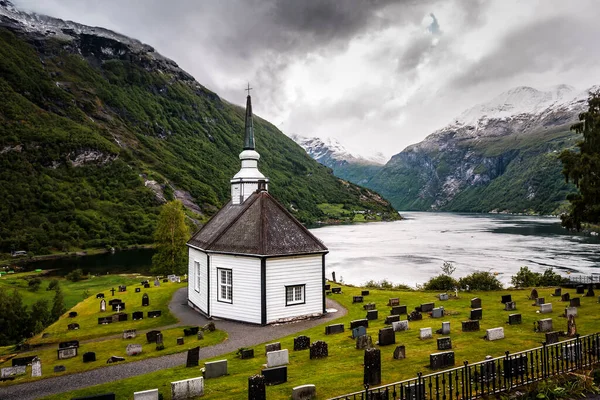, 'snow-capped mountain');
291,134,387,167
